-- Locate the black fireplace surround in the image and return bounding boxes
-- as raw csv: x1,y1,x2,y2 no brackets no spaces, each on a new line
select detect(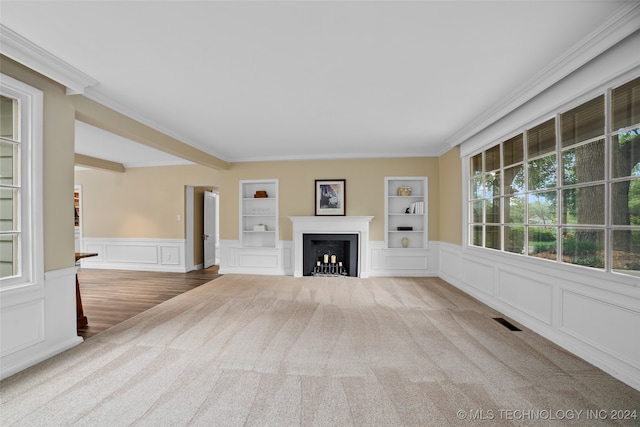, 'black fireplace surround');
302,233,358,277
